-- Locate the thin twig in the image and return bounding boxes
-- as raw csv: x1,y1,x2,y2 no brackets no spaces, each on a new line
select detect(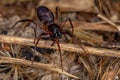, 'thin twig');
0,35,120,57
65,21,118,32
97,14,120,31
0,56,79,79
